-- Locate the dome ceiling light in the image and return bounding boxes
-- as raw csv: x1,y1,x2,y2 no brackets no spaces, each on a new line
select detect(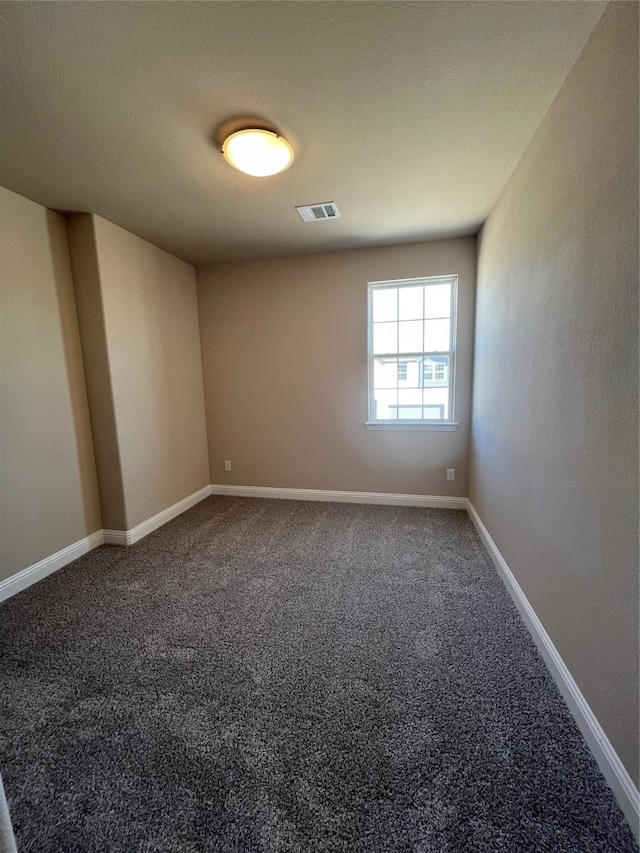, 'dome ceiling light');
221,128,294,177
